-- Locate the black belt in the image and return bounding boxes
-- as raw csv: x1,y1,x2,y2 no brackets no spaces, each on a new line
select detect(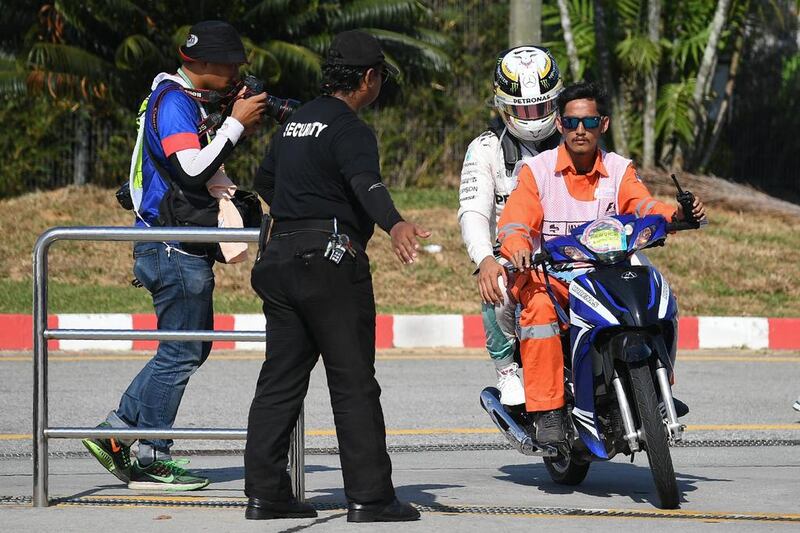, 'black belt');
271,218,358,238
